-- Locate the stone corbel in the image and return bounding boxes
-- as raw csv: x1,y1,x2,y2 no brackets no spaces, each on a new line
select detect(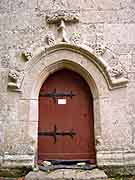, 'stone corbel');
8,68,24,91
